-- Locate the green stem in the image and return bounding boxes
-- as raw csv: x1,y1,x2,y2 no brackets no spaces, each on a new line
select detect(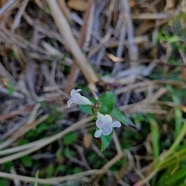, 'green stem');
163,123,186,159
